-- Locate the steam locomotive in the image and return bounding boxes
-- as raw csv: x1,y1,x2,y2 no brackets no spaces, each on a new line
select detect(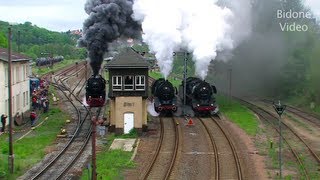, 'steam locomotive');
36,56,64,66
151,78,178,114
181,77,218,116
85,74,106,107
